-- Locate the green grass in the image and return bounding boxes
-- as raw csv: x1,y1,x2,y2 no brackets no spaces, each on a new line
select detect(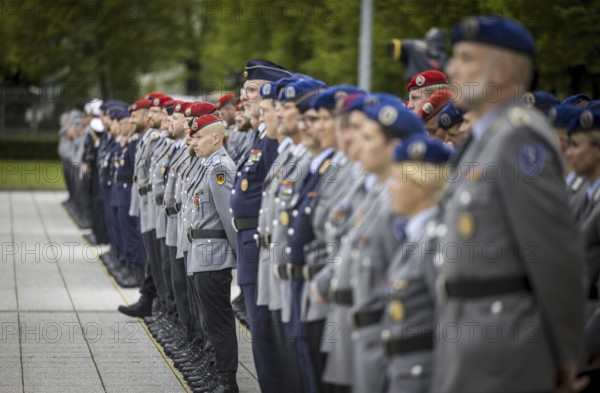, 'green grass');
0,160,66,190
